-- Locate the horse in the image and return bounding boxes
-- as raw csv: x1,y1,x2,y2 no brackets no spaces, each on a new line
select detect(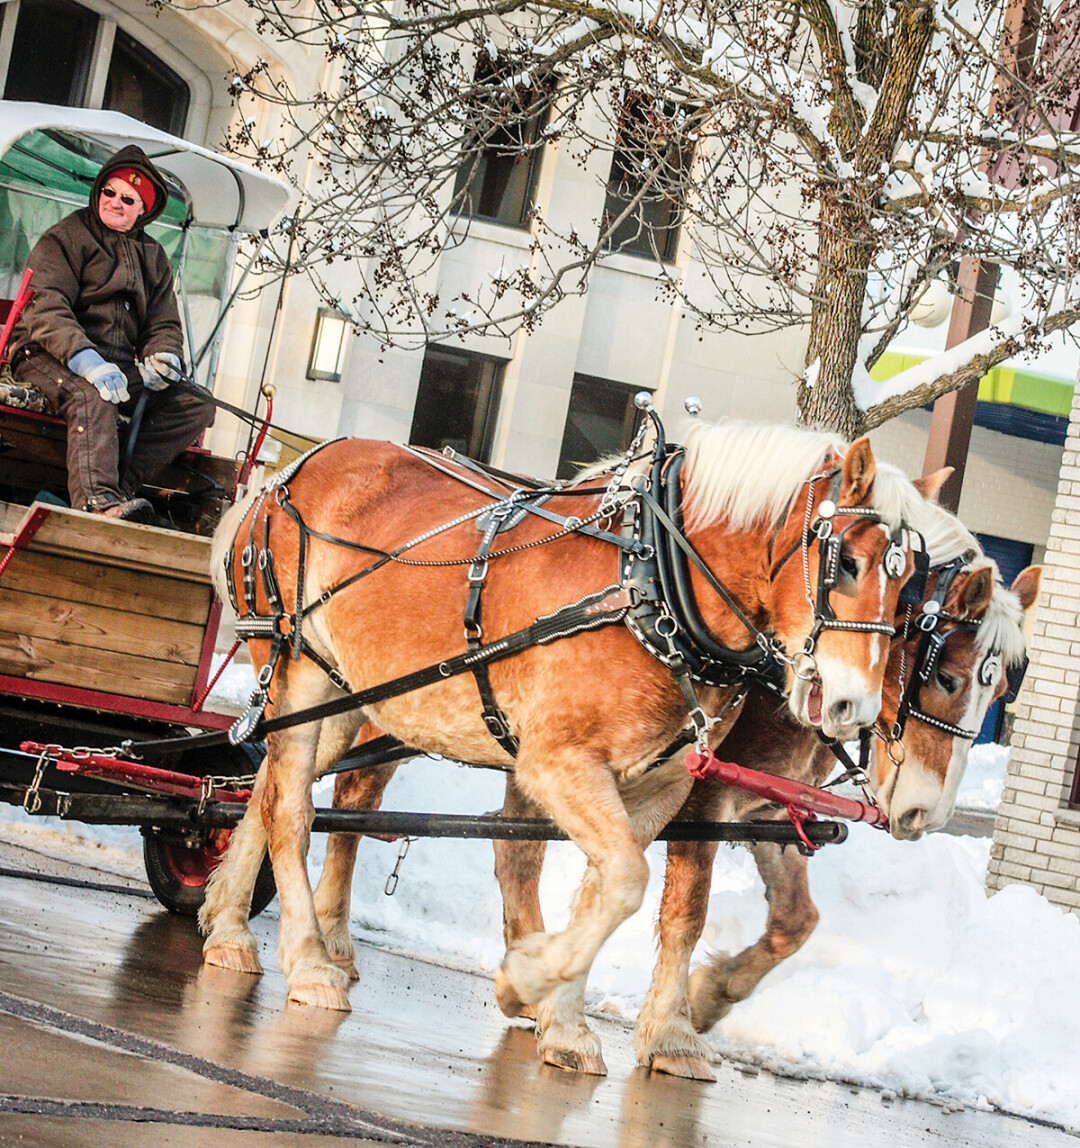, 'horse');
202,462,1037,1077
203,420,920,1014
